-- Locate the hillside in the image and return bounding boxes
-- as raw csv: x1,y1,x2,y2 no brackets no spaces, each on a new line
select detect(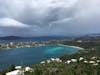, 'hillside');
0,36,23,40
